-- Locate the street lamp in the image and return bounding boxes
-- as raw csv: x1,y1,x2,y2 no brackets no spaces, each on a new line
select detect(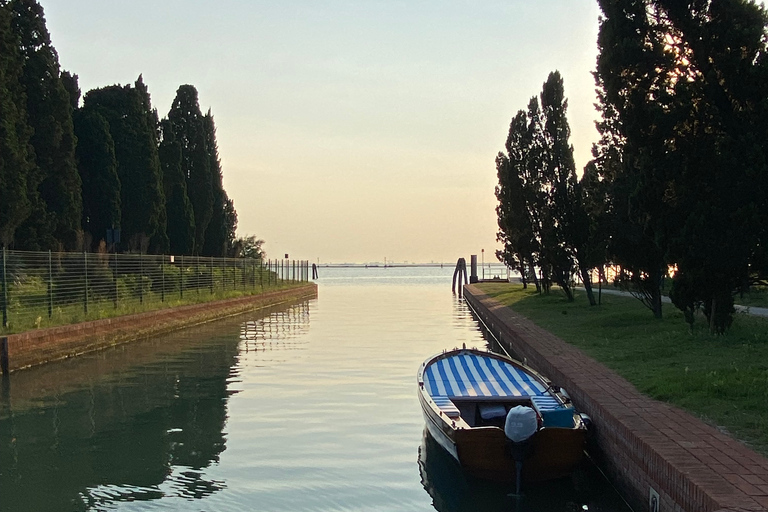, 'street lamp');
481,249,485,281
